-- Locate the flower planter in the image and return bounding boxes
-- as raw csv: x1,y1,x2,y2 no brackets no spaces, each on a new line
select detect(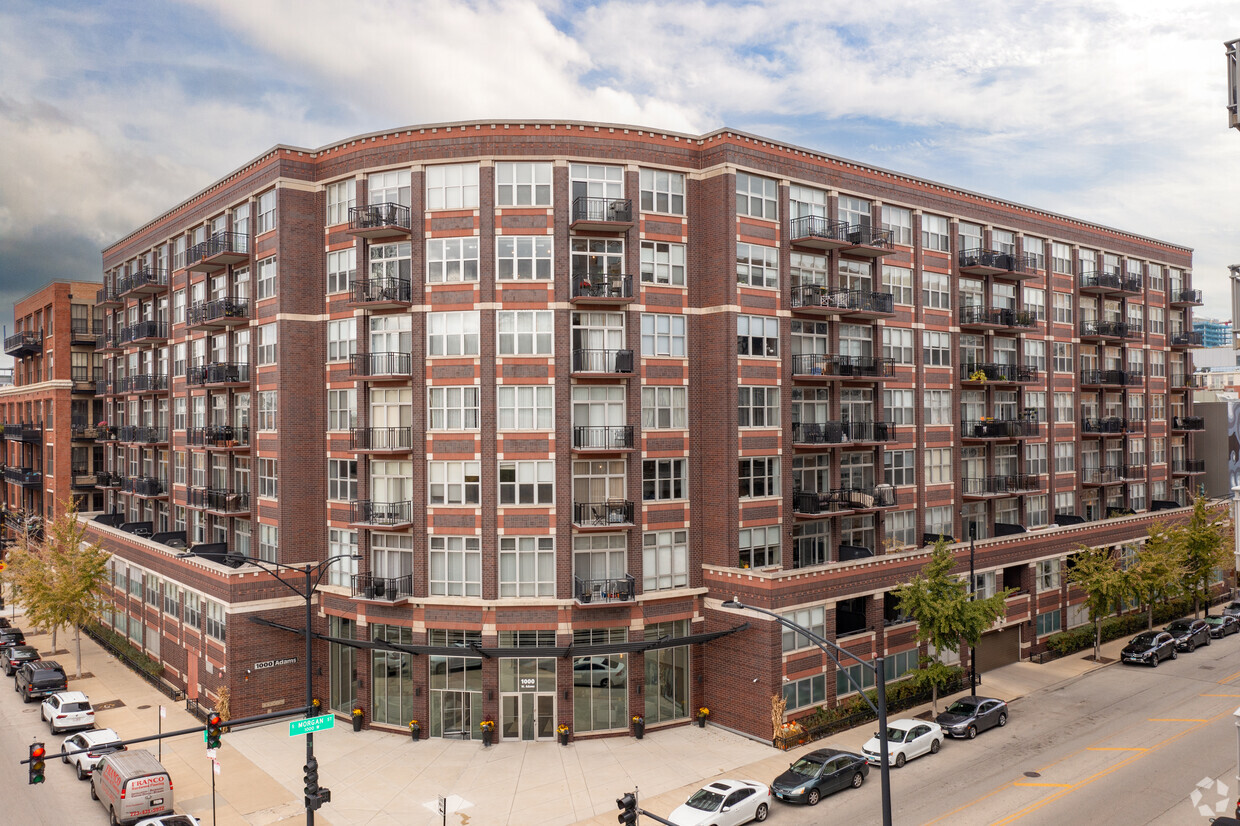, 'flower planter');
482,729,494,747
352,713,363,732
559,731,569,746
633,722,644,740
409,725,420,742
697,716,706,728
